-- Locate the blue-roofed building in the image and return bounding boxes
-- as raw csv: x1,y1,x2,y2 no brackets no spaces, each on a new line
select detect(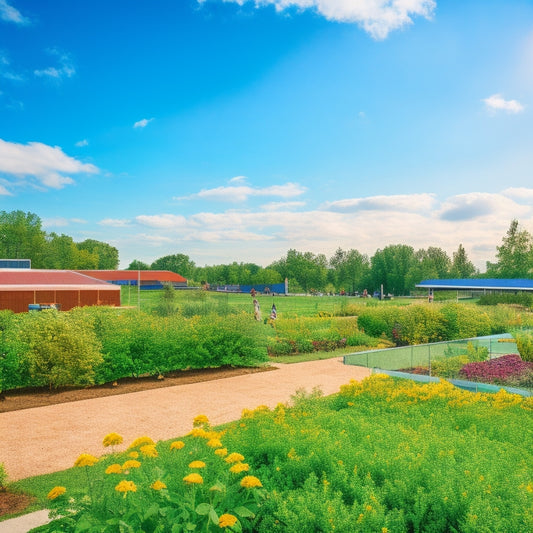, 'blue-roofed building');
416,278,533,299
